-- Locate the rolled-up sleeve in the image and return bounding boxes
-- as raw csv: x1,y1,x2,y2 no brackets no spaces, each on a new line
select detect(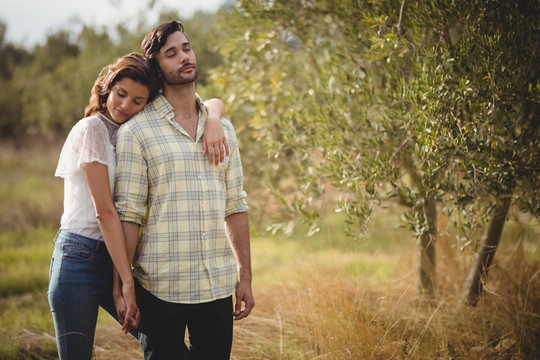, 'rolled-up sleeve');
224,123,249,217
115,125,148,225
